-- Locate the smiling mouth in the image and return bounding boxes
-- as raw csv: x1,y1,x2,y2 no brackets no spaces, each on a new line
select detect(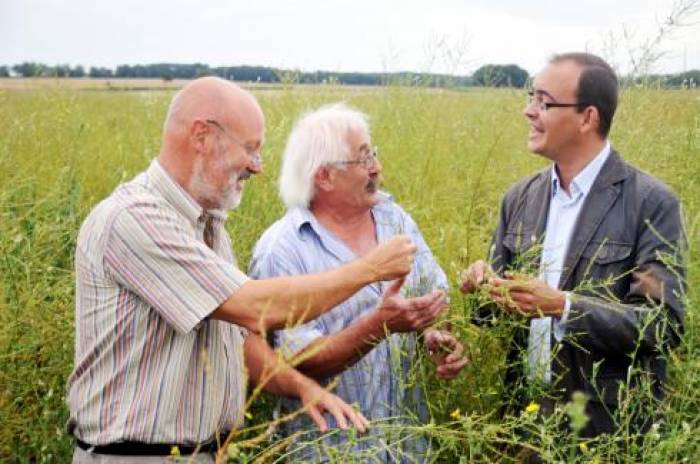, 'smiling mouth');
529,125,544,138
